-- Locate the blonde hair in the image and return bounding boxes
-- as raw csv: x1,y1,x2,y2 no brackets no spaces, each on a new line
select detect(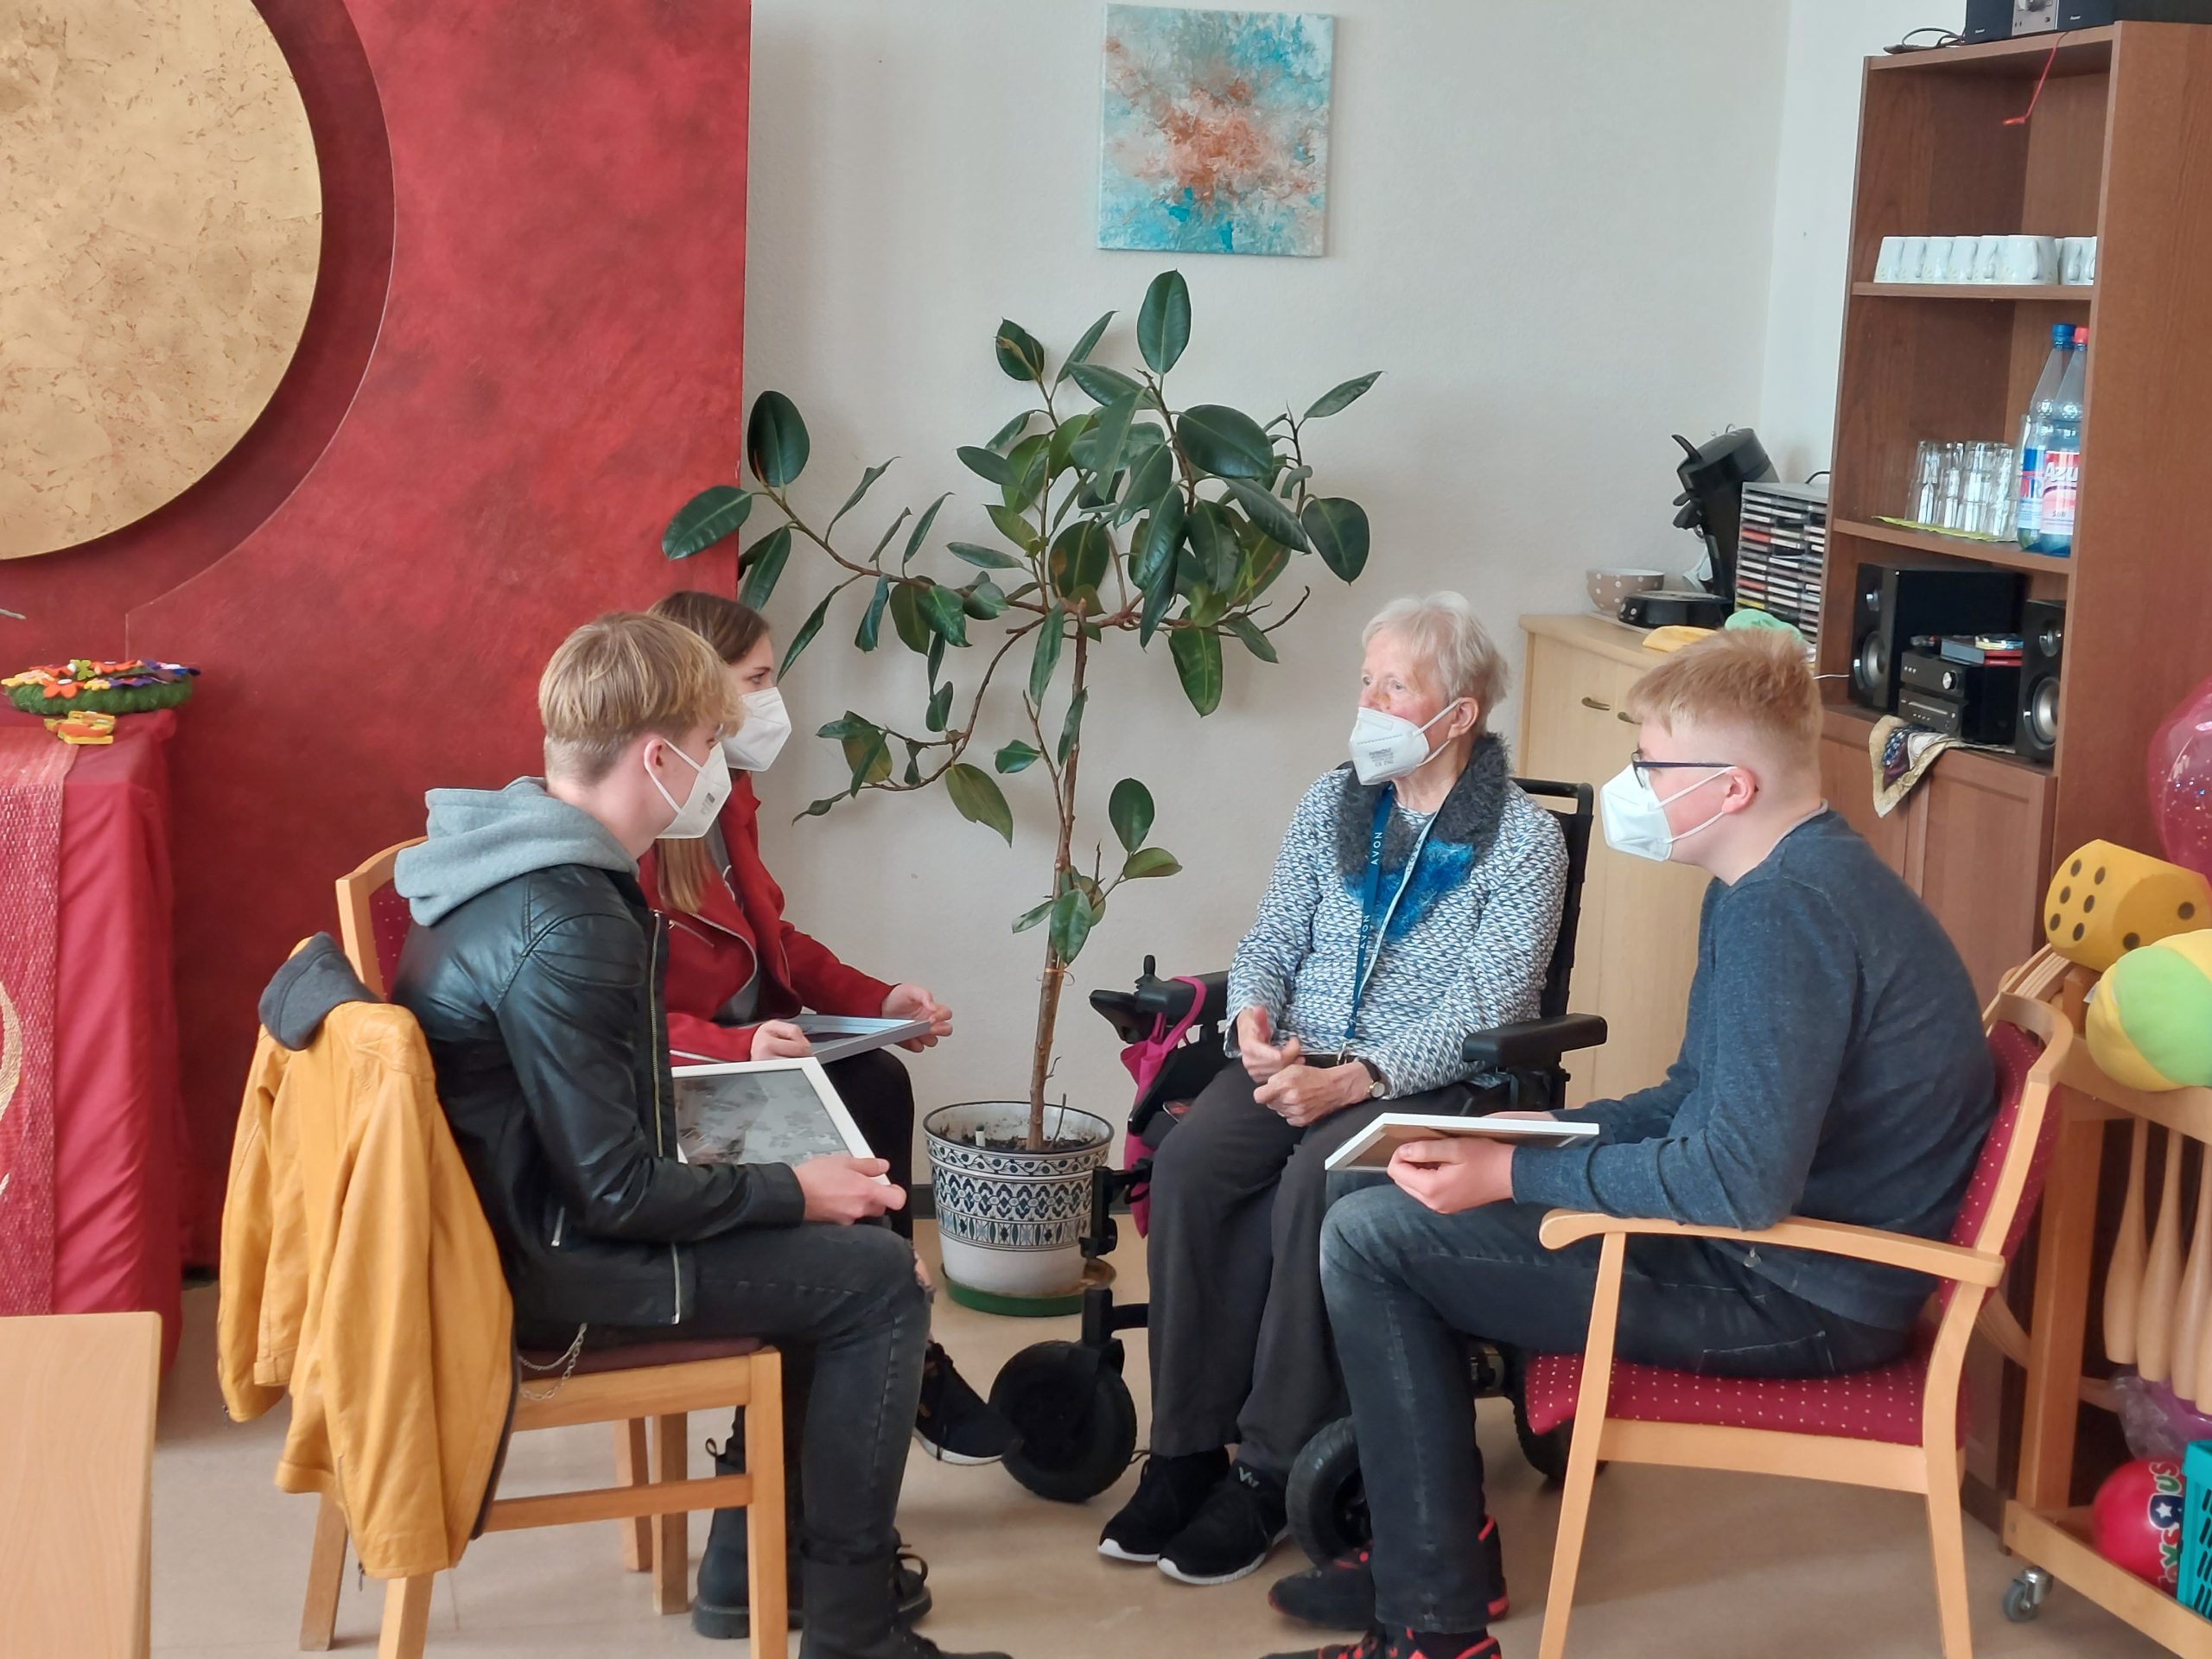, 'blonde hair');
1362,593,1507,732
646,591,771,915
1624,628,1821,783
538,611,741,785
